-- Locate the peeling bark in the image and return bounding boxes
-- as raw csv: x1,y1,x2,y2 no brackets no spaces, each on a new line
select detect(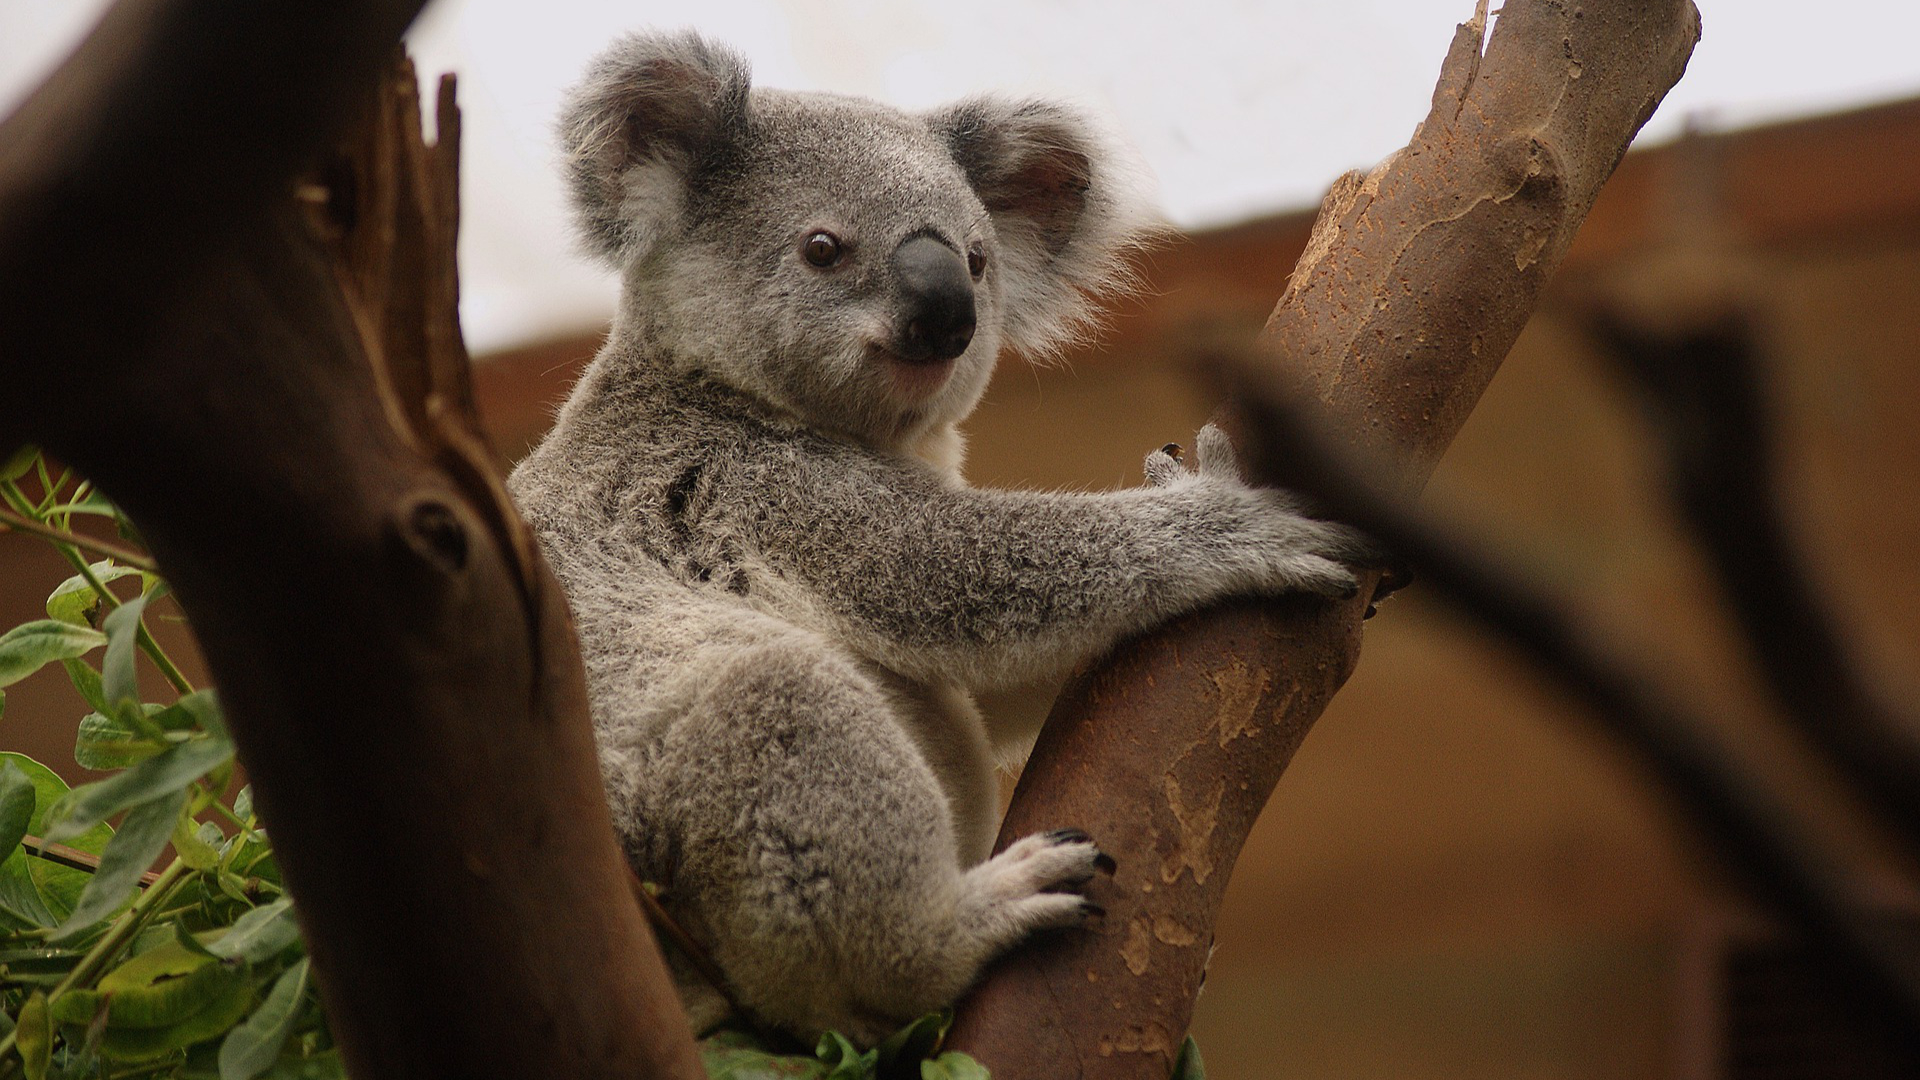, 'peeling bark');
948,3,1701,1076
